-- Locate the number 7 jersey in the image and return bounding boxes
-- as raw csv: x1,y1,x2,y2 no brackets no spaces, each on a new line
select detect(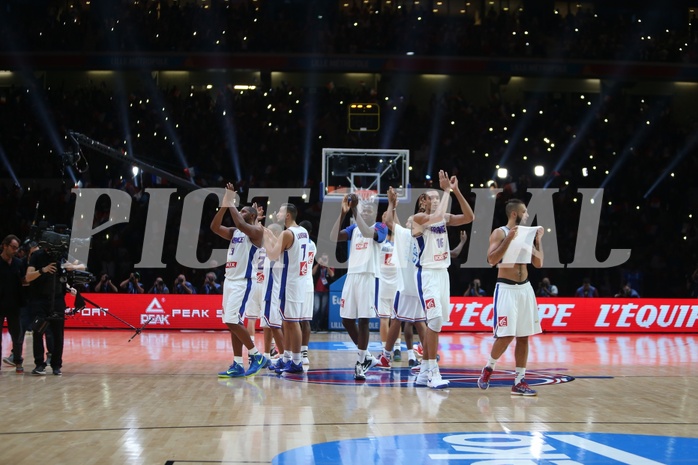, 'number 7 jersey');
279,225,313,303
